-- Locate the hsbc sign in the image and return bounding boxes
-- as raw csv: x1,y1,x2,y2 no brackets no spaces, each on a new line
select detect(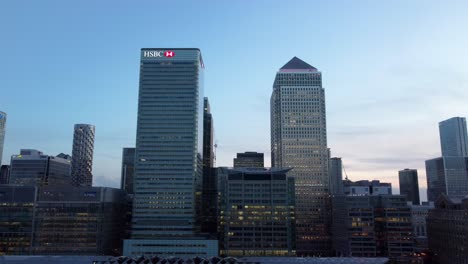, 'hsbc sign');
143,50,175,58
